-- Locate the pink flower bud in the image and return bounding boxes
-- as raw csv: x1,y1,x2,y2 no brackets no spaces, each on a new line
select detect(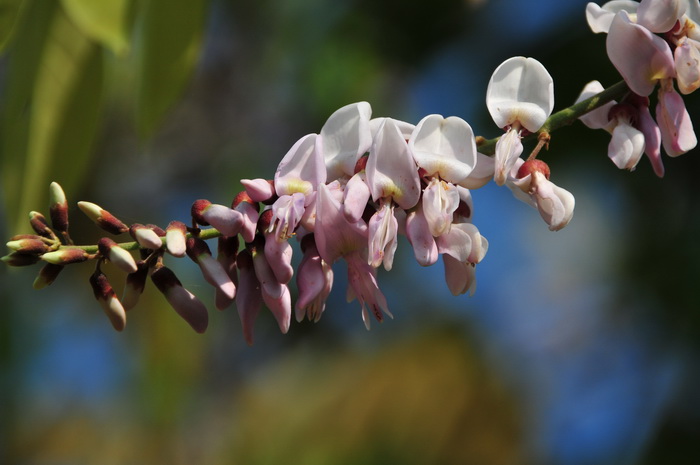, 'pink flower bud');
165,221,188,257
240,178,276,203
77,201,128,235
129,223,164,250
232,194,260,243
215,236,239,310
186,236,236,300
121,260,149,311
98,237,138,273
151,264,208,333
89,270,126,331
236,249,262,345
